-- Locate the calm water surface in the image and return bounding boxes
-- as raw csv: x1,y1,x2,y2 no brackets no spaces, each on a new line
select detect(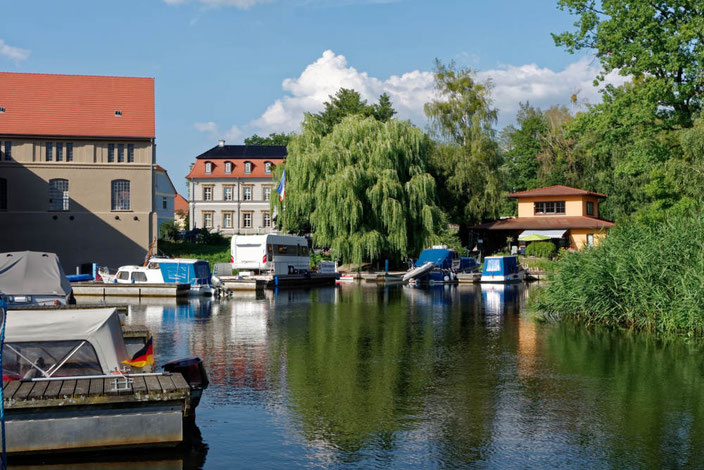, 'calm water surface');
103,284,703,468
